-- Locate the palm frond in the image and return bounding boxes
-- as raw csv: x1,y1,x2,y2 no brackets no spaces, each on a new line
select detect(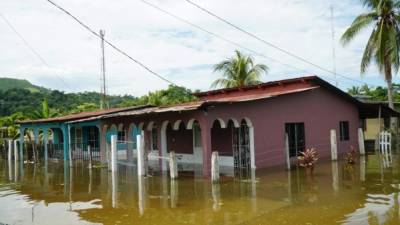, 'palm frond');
341,12,377,46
